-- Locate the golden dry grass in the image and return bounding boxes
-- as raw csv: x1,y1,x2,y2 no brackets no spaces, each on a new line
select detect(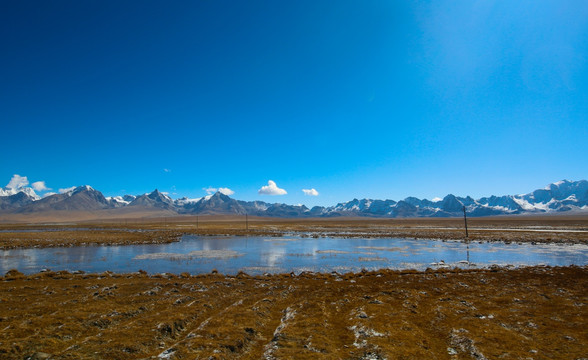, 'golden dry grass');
0,215,587,249
0,229,183,249
0,266,586,359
